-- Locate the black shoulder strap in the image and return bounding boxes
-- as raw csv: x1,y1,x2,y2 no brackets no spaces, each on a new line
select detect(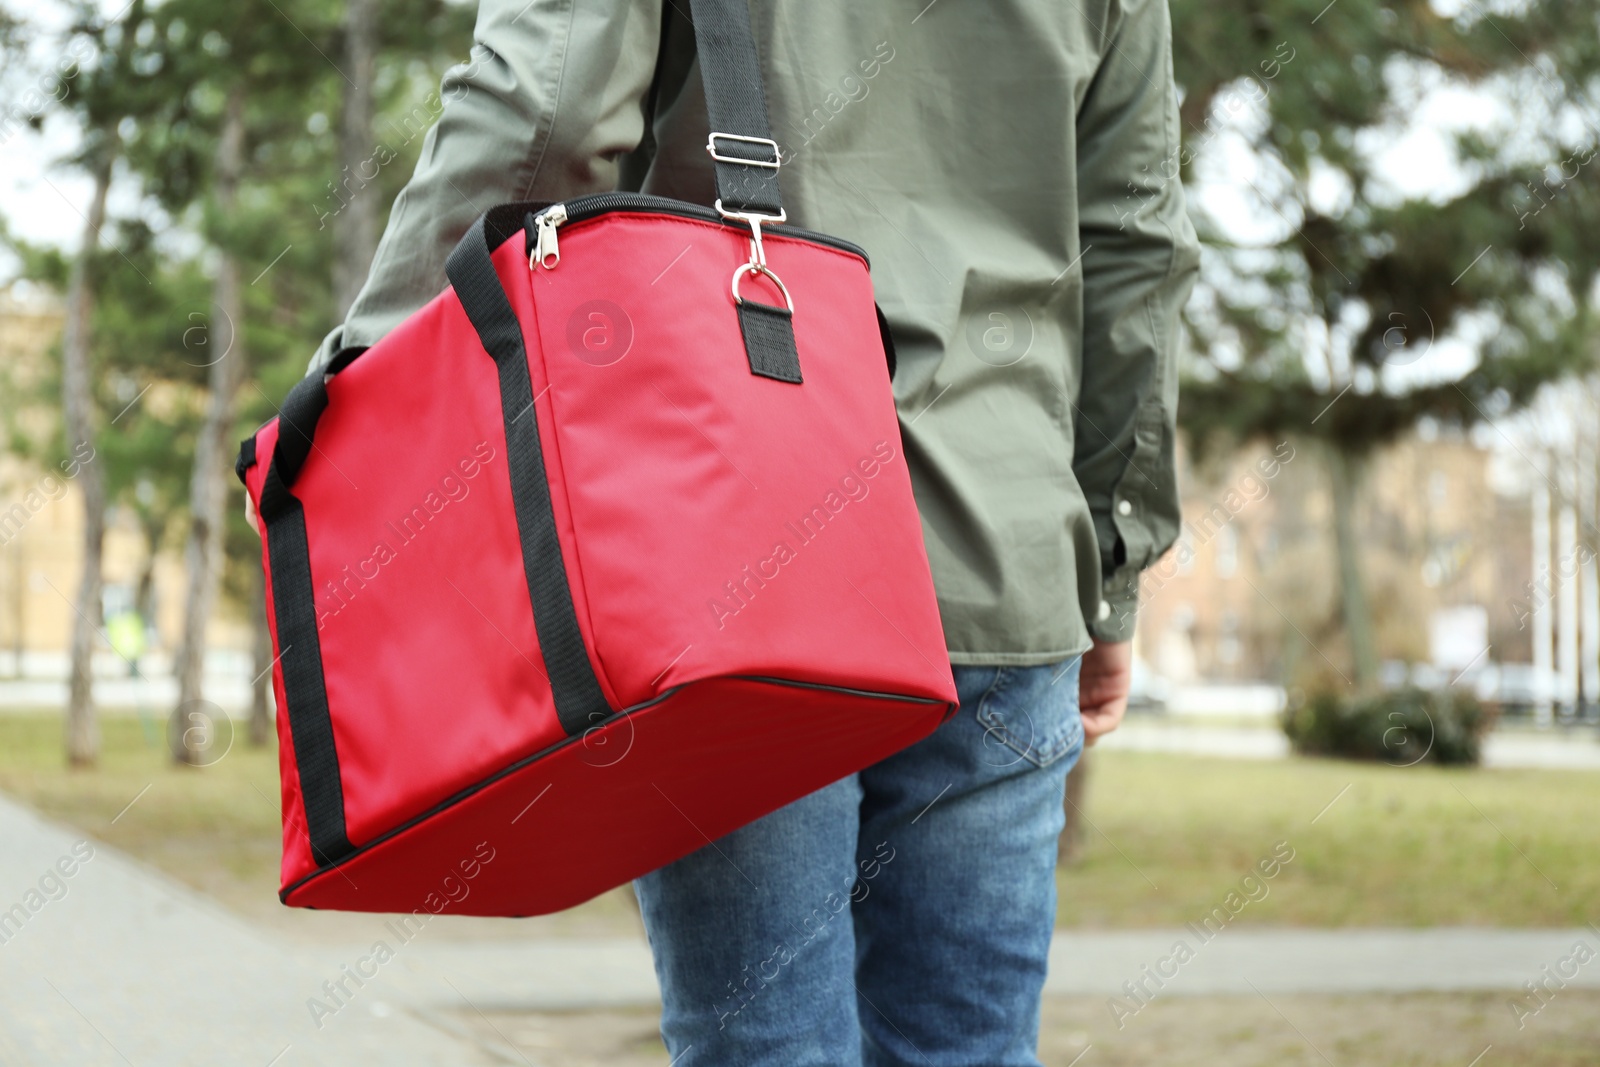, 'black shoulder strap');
687,0,784,217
